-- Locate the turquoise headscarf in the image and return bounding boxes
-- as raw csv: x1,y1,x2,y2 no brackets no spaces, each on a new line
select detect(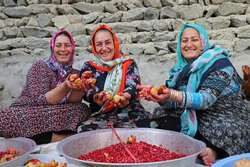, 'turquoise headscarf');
166,24,229,137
